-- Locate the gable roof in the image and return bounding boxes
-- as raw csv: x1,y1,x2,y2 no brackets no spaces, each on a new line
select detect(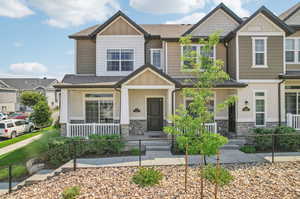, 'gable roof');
225,6,294,40
182,3,243,36
115,64,180,87
279,2,300,21
87,10,149,39
0,78,57,90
